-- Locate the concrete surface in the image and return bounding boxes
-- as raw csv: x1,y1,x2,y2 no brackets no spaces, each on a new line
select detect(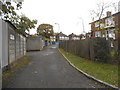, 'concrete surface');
3,45,105,88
